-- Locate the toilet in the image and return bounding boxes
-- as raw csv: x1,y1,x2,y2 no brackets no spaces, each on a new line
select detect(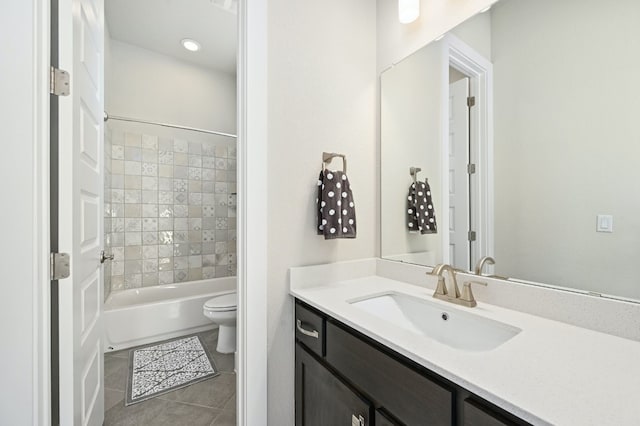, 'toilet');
203,291,237,354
